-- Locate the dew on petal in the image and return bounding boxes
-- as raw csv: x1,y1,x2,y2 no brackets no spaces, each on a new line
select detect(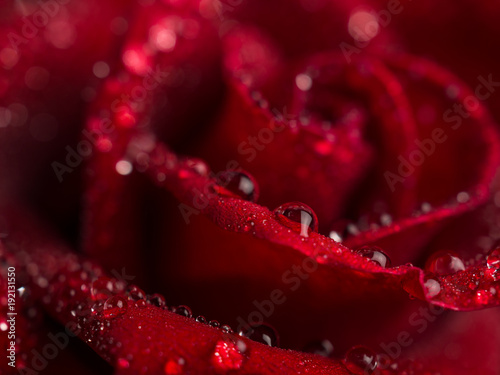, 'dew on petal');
423,275,441,298
425,251,465,275
274,202,318,237
174,305,192,318
127,285,146,301
239,323,279,347
148,293,166,308
486,247,500,281
344,346,378,375
355,246,391,268
211,339,244,372
303,339,334,357
90,277,114,301
215,171,259,202
103,296,128,319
